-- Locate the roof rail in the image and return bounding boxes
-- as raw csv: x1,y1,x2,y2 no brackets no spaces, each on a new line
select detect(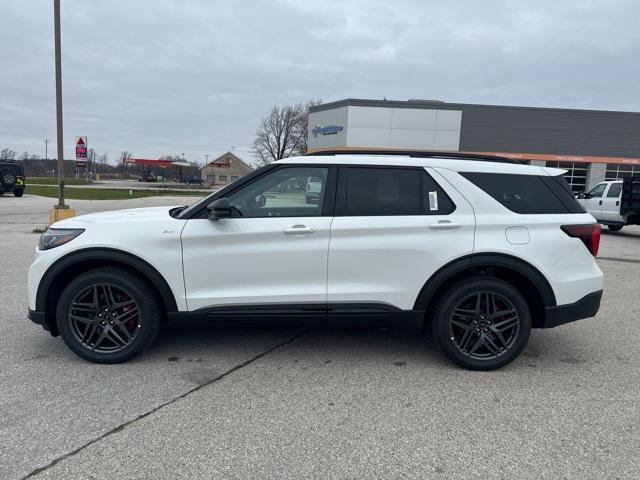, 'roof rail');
305,149,522,164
